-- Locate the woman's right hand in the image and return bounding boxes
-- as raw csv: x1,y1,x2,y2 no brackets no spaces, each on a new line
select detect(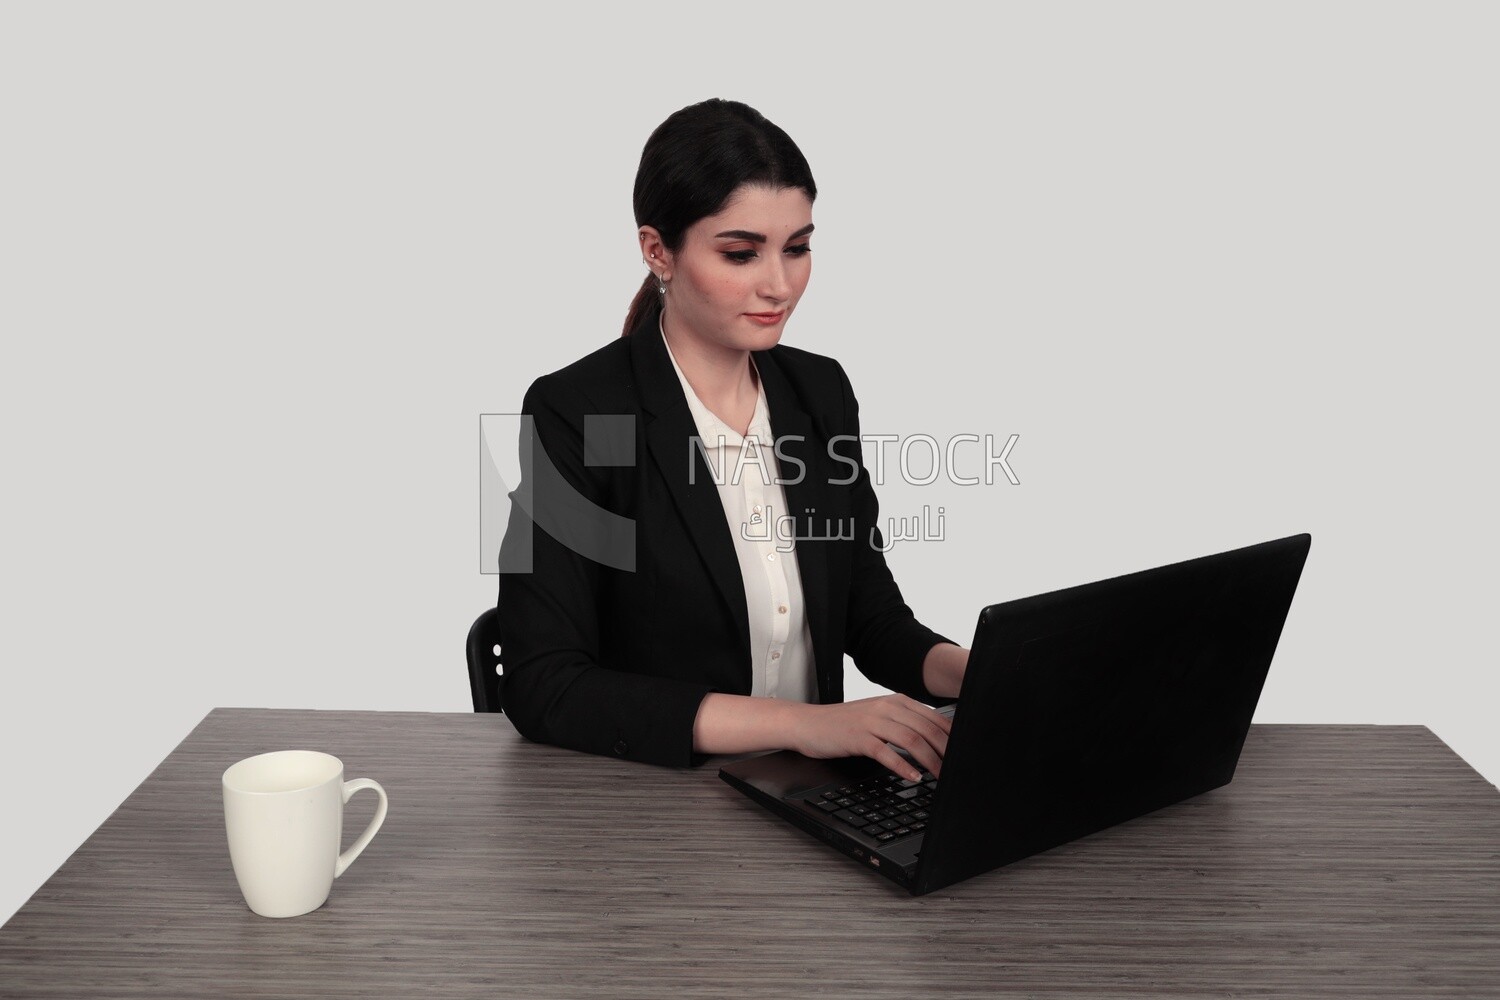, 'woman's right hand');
792,695,952,782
